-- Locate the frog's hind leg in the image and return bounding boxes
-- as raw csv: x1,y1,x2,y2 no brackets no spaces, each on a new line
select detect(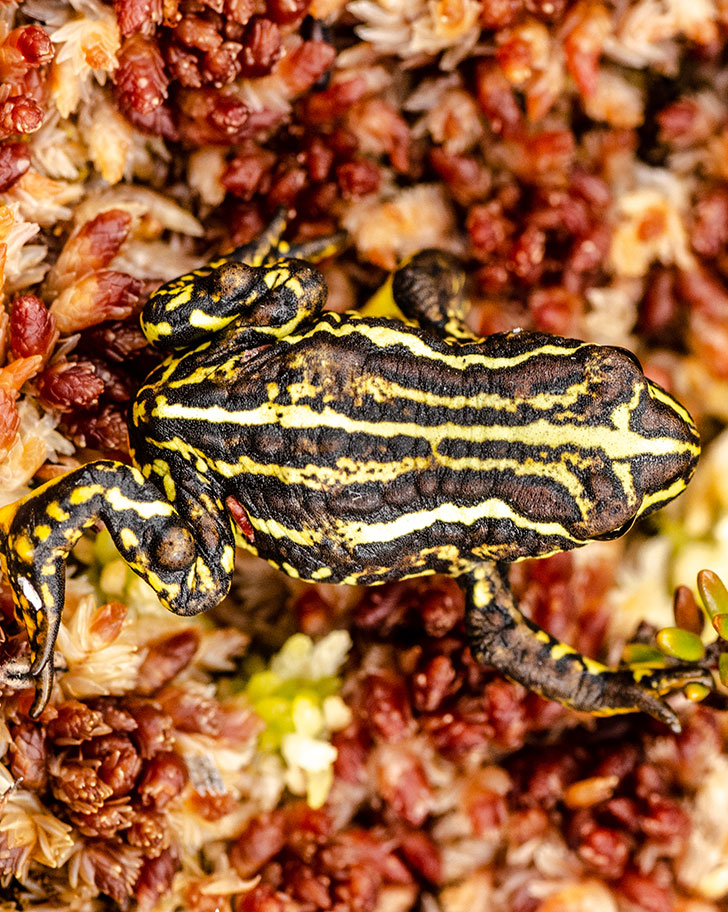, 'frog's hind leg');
0,461,234,716
392,250,477,341
463,562,712,732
